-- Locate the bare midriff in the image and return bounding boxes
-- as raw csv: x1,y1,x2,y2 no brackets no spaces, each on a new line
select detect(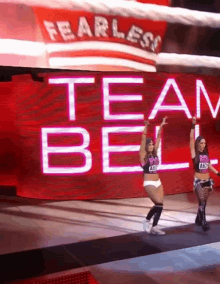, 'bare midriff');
194,172,210,180
144,173,160,181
